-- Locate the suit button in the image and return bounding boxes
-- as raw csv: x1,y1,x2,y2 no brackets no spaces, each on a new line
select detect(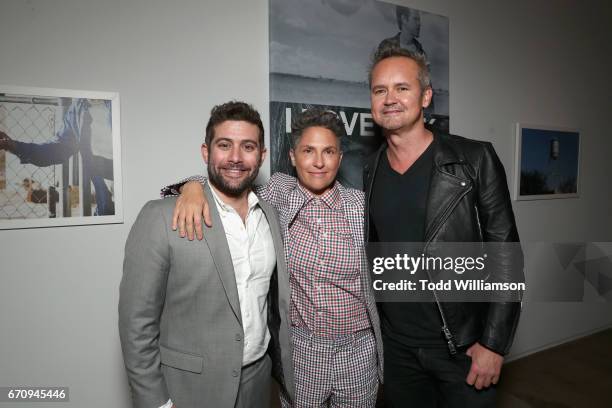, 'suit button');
232,369,239,377
235,333,242,341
